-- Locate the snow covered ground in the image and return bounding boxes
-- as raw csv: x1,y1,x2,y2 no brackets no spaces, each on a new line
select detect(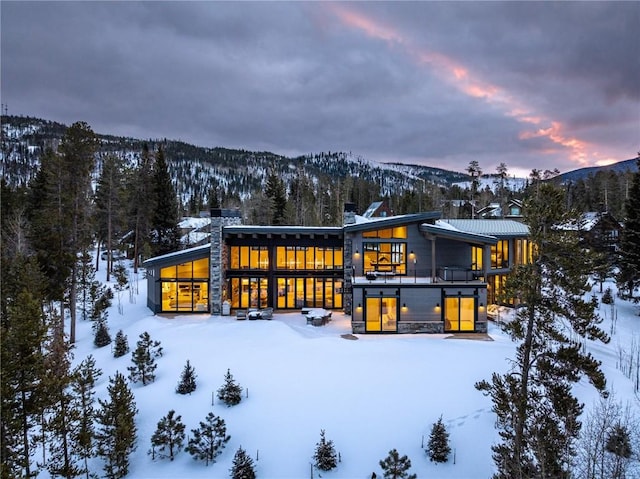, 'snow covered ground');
66,258,640,478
